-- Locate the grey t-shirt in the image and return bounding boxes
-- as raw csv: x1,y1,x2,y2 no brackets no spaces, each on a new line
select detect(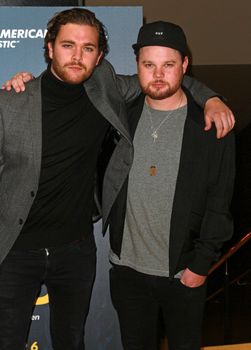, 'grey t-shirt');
110,101,187,277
